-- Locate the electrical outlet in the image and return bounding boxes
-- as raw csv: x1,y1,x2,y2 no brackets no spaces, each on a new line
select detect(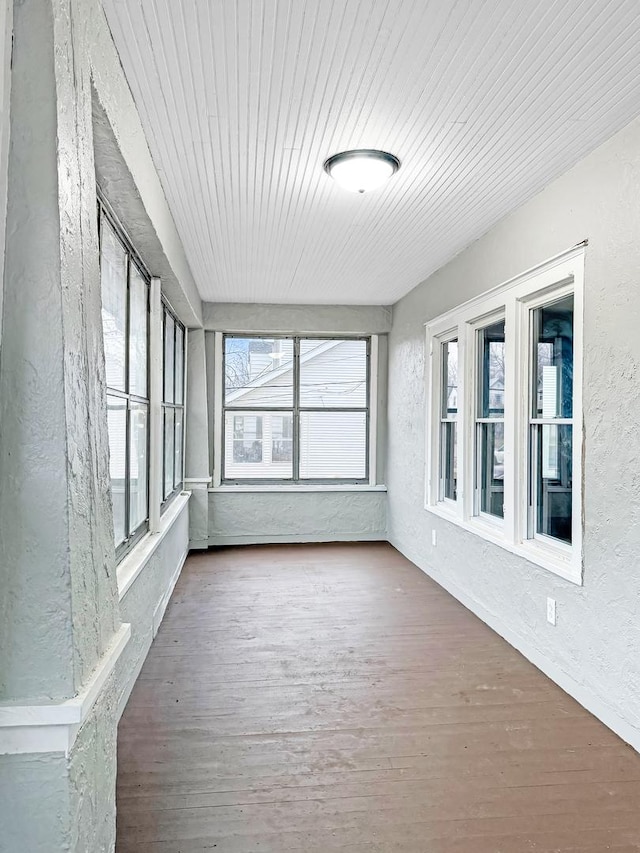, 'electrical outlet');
432,529,437,547
547,597,556,626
